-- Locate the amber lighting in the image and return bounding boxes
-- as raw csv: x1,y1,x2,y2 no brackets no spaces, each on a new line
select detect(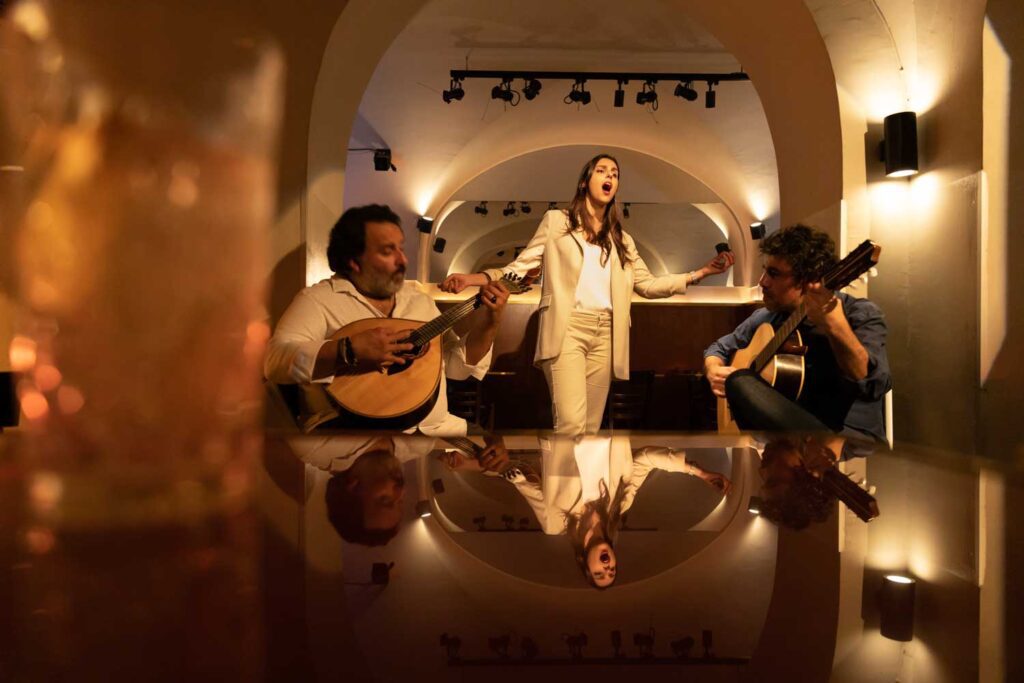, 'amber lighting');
56,385,85,415
20,390,49,420
34,364,63,392
9,336,38,372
